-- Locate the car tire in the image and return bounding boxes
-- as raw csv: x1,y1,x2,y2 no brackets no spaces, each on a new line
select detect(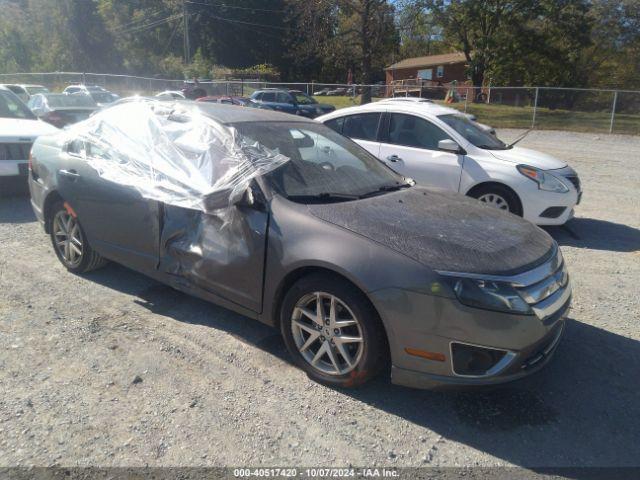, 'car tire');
48,201,107,273
280,273,388,388
469,184,522,216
